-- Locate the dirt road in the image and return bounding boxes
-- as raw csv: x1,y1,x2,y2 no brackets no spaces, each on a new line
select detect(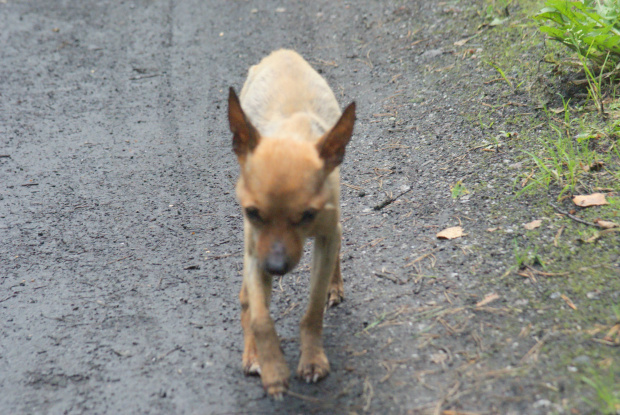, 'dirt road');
2,1,618,414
